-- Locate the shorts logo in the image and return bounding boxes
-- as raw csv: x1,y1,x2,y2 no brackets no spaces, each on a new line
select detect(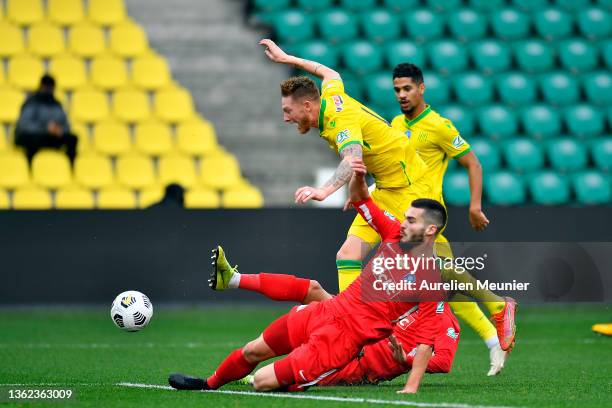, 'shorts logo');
447,327,459,339
452,135,466,149
332,95,344,112
405,129,411,138
336,129,350,144
383,210,396,221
